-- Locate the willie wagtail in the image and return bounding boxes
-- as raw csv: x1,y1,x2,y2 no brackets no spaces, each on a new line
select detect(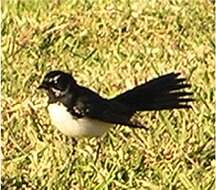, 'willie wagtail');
38,71,193,137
